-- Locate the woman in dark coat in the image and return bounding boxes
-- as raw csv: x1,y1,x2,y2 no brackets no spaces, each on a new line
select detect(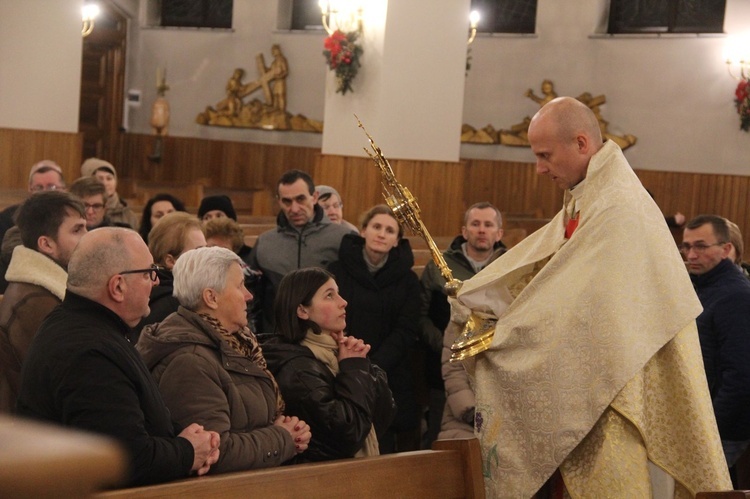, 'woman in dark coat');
327,204,421,453
263,267,395,462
